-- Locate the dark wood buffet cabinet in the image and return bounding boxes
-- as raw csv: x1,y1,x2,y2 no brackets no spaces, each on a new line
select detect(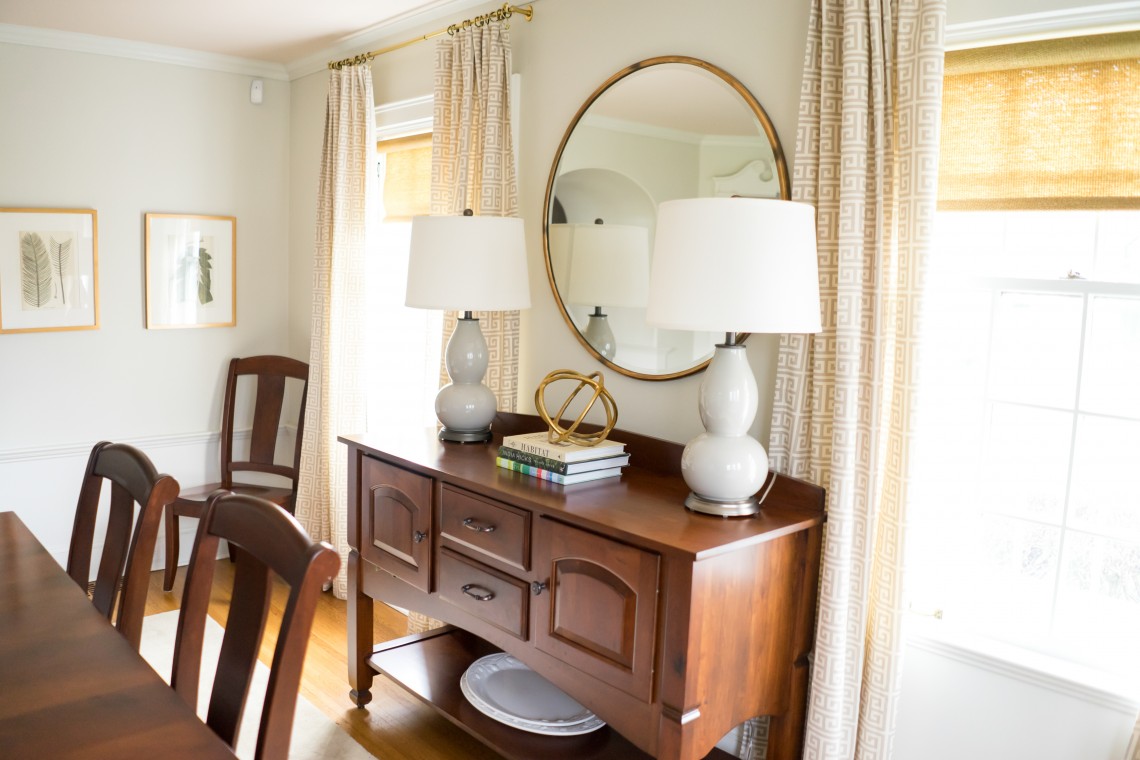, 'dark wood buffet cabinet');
342,413,825,760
